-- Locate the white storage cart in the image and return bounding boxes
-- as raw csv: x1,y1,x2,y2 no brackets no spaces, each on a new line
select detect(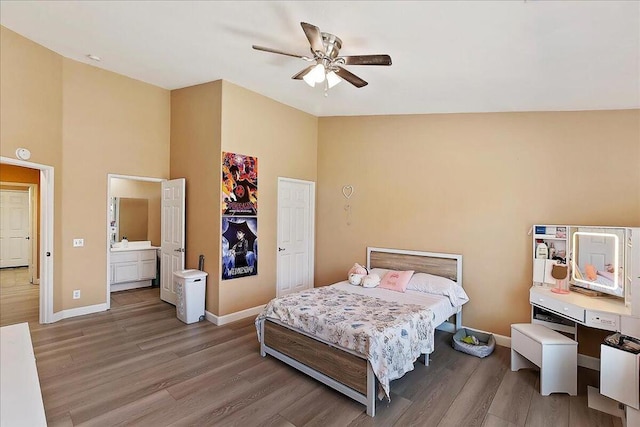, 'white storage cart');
174,269,208,324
